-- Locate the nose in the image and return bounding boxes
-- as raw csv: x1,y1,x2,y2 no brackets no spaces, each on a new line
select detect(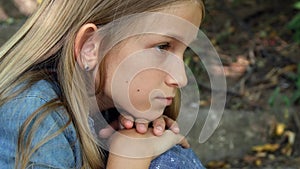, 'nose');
164,60,187,88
